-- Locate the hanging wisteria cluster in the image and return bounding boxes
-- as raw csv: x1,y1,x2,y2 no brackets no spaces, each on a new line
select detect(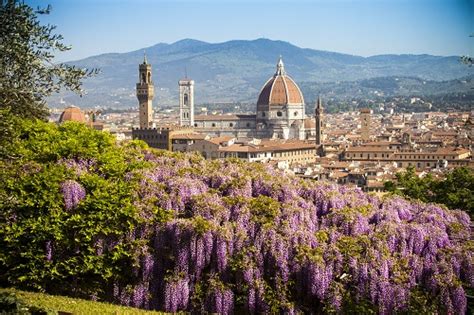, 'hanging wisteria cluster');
56,152,472,314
